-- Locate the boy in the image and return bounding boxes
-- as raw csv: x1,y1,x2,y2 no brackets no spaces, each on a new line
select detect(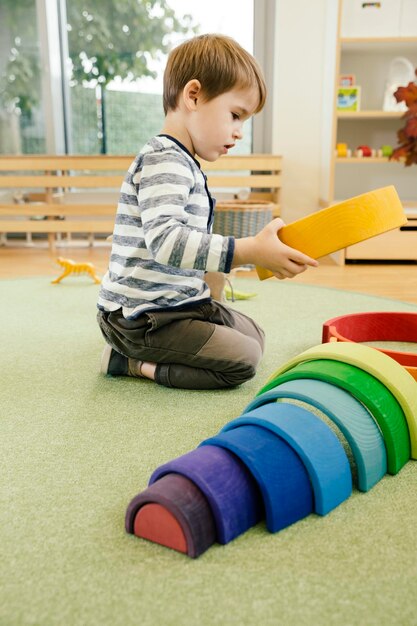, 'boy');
97,34,317,390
